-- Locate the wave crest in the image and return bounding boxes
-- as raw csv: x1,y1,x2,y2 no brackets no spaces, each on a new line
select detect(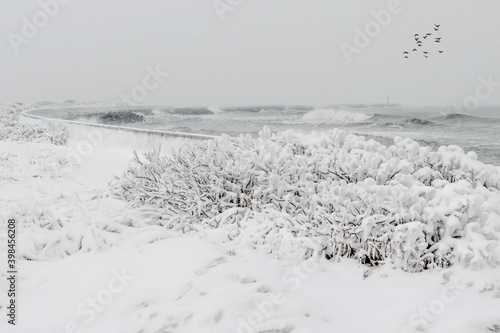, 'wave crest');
302,109,372,123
